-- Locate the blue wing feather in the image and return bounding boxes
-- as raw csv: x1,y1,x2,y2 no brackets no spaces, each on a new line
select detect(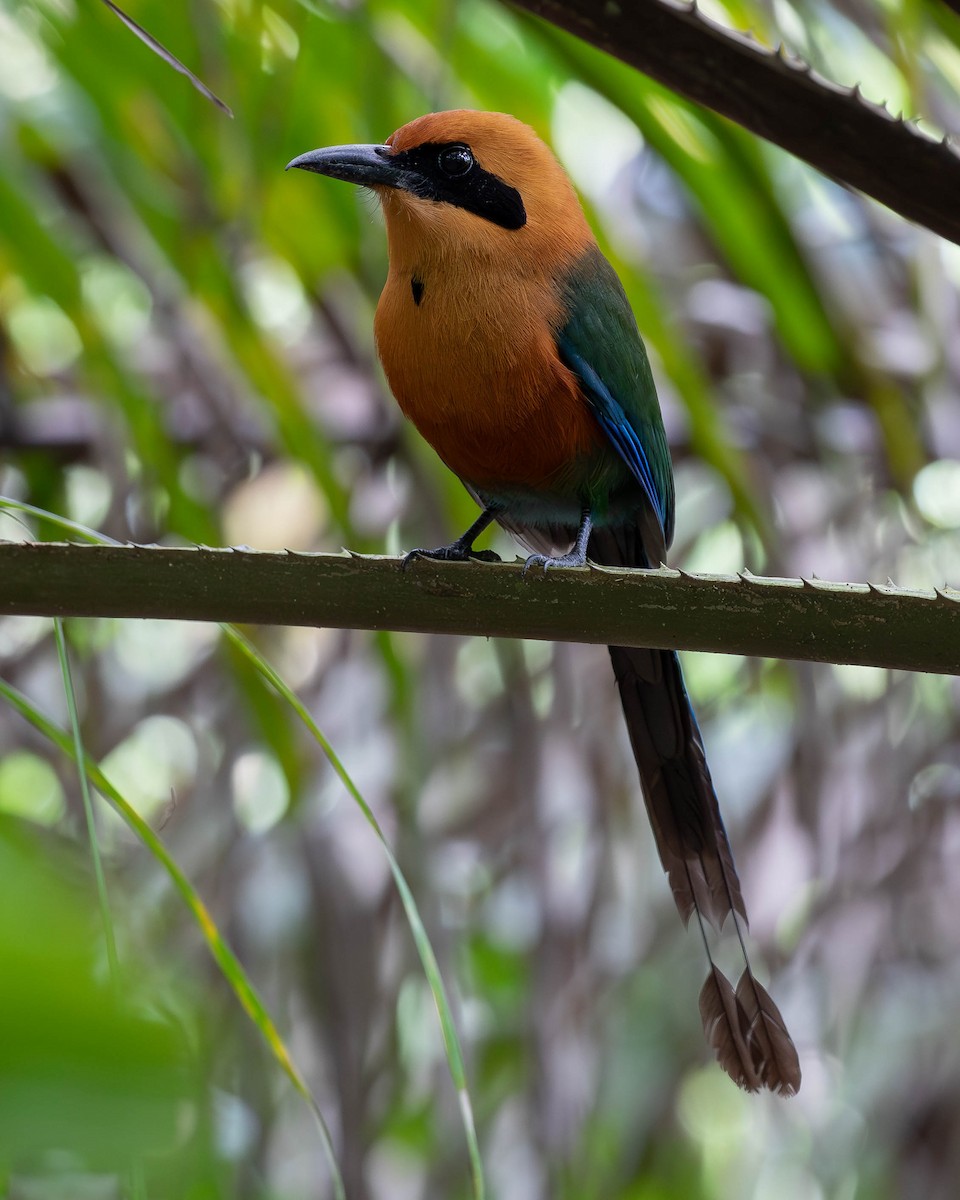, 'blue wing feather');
556,246,675,548
557,336,667,536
